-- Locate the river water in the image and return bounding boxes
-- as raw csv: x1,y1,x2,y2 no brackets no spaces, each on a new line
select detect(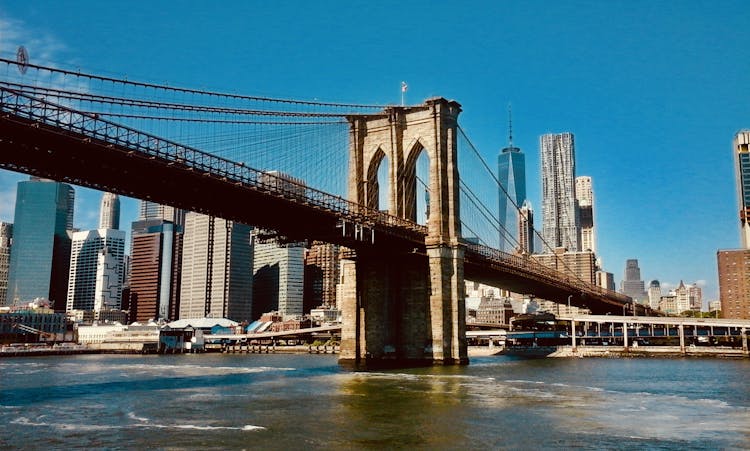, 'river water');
1,353,748,450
